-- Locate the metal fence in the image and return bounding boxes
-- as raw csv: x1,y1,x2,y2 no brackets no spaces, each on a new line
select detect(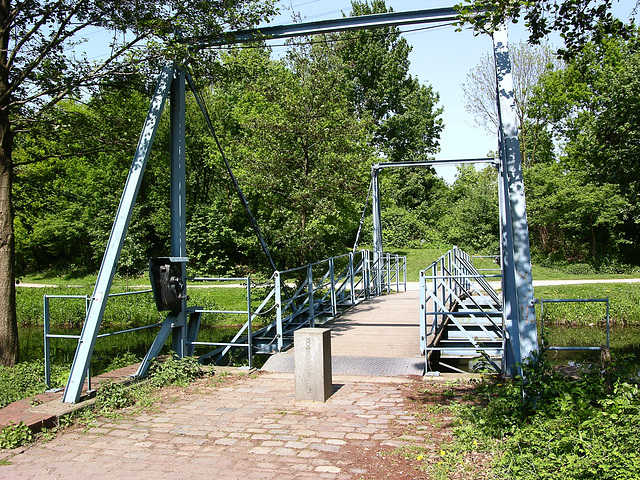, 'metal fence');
45,249,407,383
43,289,157,389
537,297,610,352
419,247,504,374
